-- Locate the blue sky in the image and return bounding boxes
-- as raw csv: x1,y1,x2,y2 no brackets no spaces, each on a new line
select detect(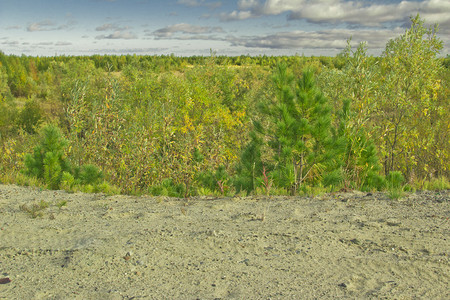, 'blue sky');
1,0,449,56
